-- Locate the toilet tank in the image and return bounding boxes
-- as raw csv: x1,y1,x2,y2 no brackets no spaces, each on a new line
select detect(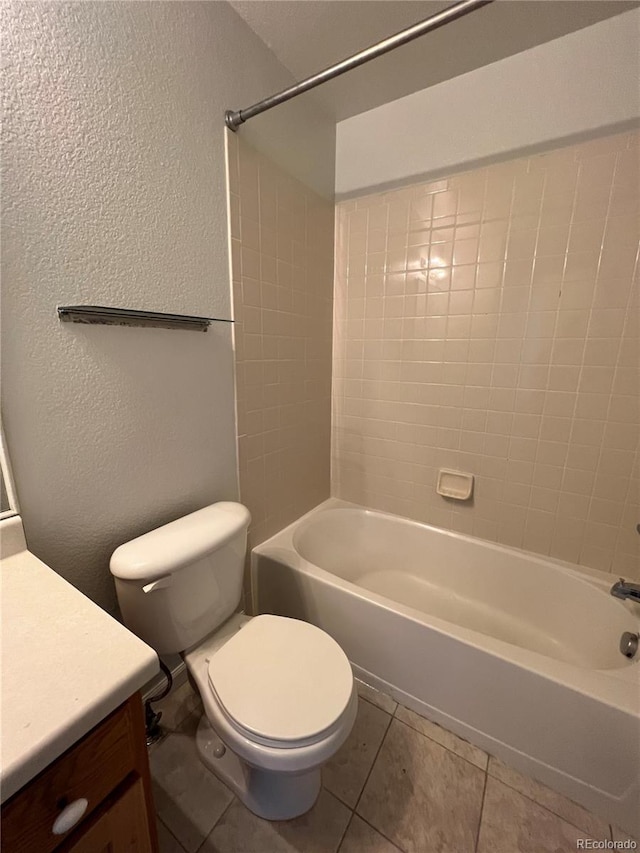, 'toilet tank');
110,502,251,654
